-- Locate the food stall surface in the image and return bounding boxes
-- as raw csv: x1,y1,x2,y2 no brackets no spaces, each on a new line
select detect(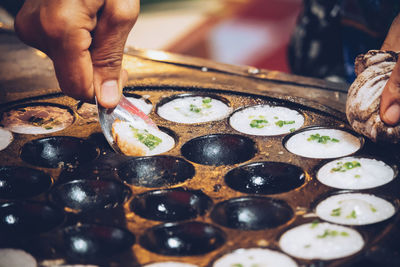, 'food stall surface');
1,26,400,267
